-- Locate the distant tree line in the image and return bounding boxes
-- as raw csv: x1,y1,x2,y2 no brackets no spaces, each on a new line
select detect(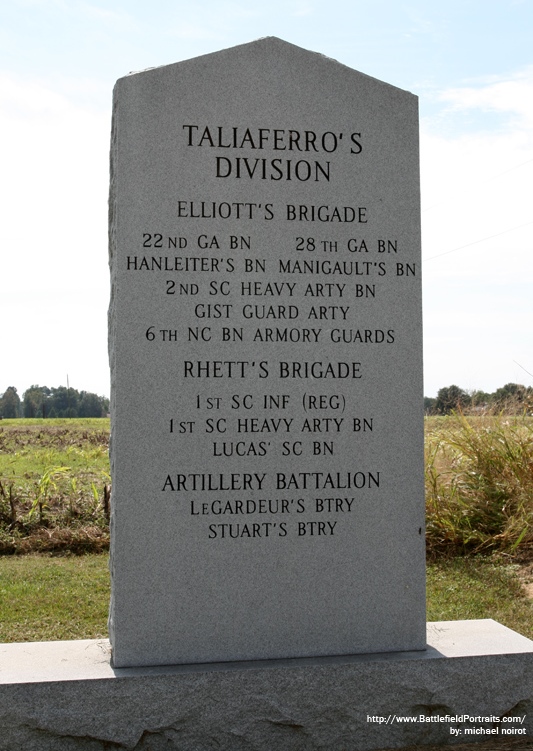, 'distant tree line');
0,385,109,419
424,383,533,415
